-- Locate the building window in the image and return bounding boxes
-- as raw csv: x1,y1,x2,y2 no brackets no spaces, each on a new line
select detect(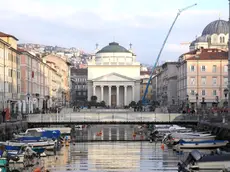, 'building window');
212,65,217,72
220,36,225,43
213,90,217,96
190,65,195,72
212,77,217,85
83,92,86,96
224,77,228,85
202,90,205,96
17,85,20,93
201,77,206,85
190,77,195,85
190,90,195,96
224,65,228,72
201,66,206,72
